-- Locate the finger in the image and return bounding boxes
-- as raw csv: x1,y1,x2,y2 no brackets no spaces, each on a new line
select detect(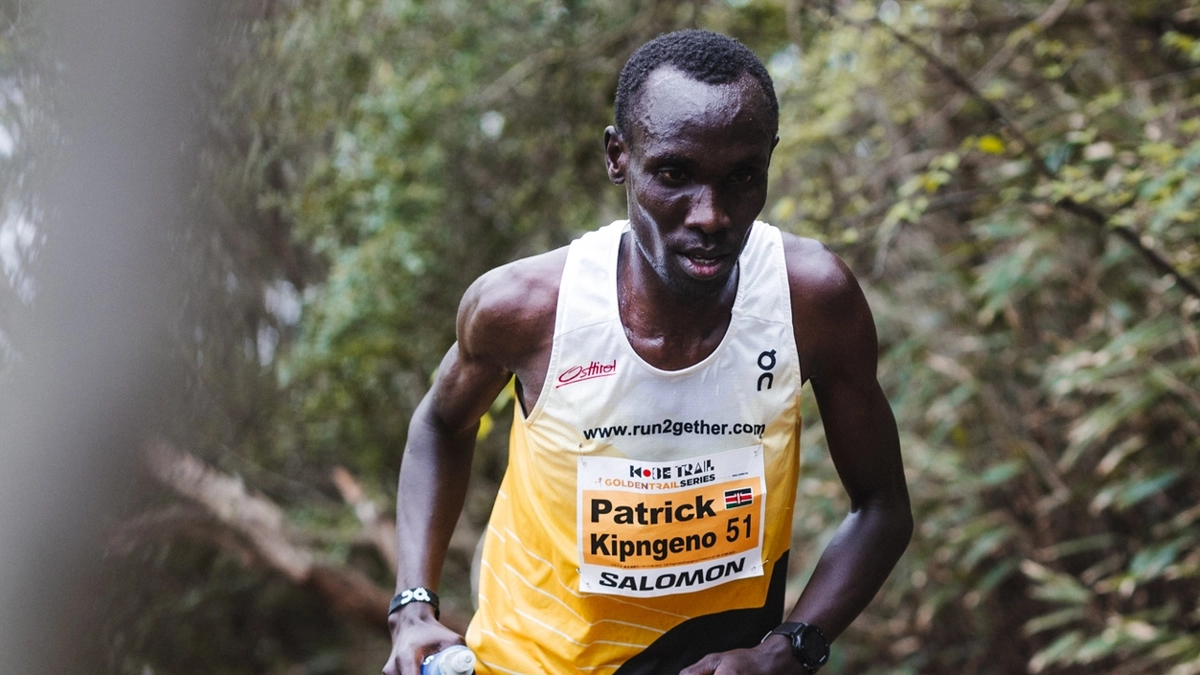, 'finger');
396,650,421,675
381,650,399,675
